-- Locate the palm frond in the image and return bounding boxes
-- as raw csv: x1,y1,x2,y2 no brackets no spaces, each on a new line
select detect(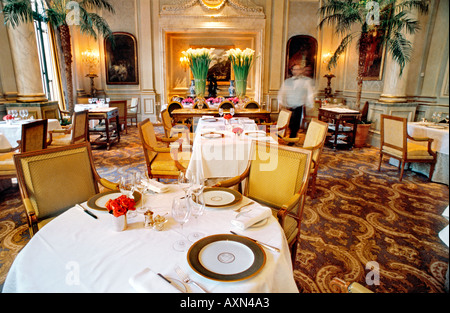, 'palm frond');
1,0,34,28
328,32,358,70
80,0,115,14
318,0,363,35
386,32,412,76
